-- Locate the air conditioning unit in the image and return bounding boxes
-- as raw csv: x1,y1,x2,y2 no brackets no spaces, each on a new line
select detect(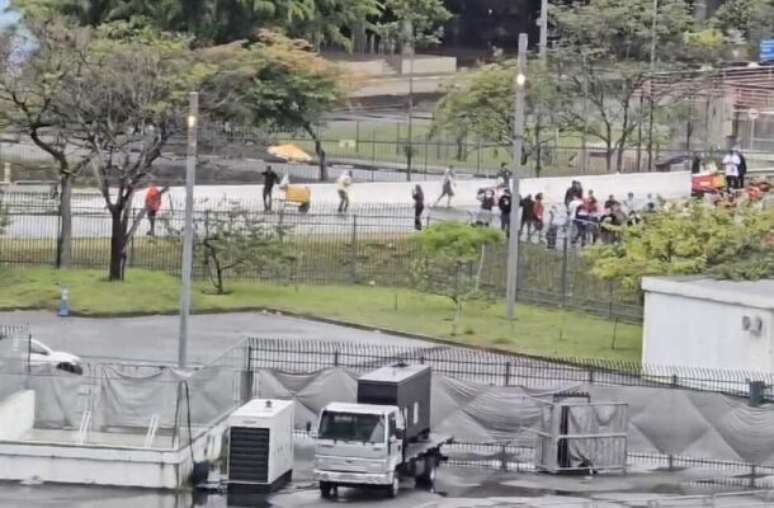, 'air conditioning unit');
227,399,294,500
